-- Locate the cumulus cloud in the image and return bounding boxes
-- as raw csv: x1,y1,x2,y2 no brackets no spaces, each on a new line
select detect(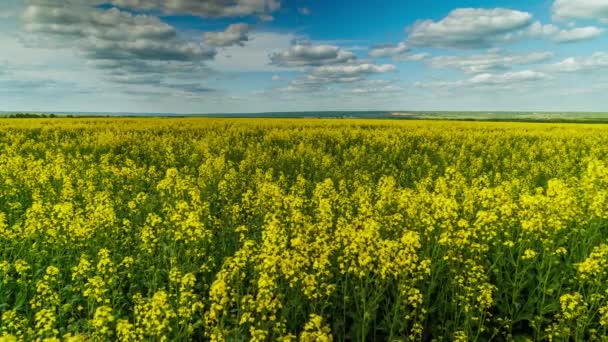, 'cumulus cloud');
280,62,396,92
107,0,282,18
397,53,430,61
269,43,356,67
553,0,608,21
407,8,602,49
545,52,608,73
369,42,409,58
368,43,429,61
21,0,217,93
204,23,251,47
270,41,398,94
467,70,547,85
429,51,553,74
554,26,604,42
269,41,404,94
527,22,603,43
408,8,533,49
418,70,548,89
350,85,402,94
310,63,396,81
22,4,215,60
